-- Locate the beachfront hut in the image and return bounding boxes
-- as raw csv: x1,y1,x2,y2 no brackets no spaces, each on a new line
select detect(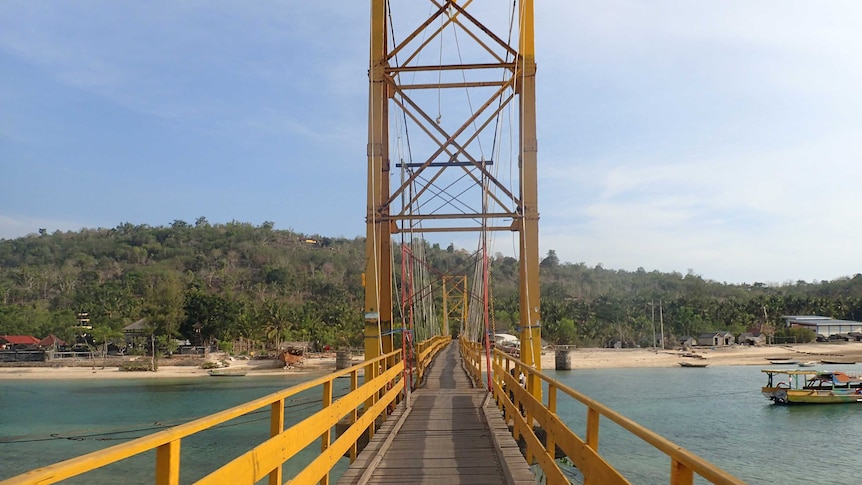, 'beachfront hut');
0,335,41,350
38,335,66,349
696,331,735,347
123,319,150,345
678,336,697,348
738,332,765,346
